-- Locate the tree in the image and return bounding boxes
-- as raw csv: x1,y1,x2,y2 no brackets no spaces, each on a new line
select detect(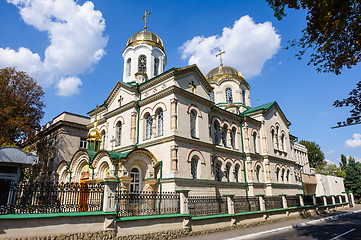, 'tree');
340,154,348,172
315,162,344,178
266,0,361,124
344,156,361,201
0,67,45,145
299,140,325,168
